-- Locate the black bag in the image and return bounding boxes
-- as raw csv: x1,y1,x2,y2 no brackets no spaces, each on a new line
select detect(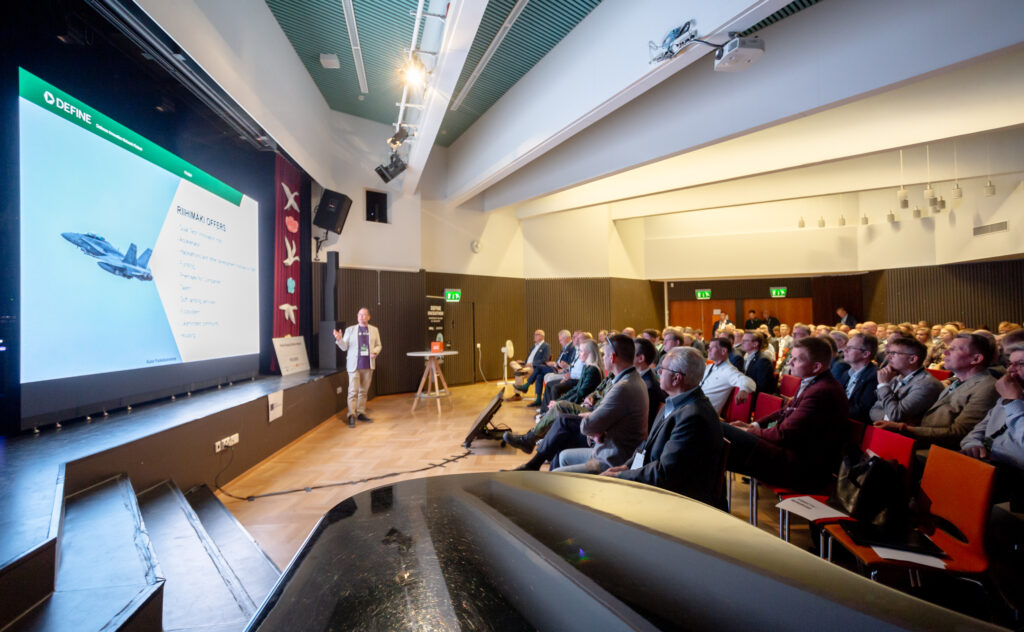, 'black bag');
831,447,909,534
